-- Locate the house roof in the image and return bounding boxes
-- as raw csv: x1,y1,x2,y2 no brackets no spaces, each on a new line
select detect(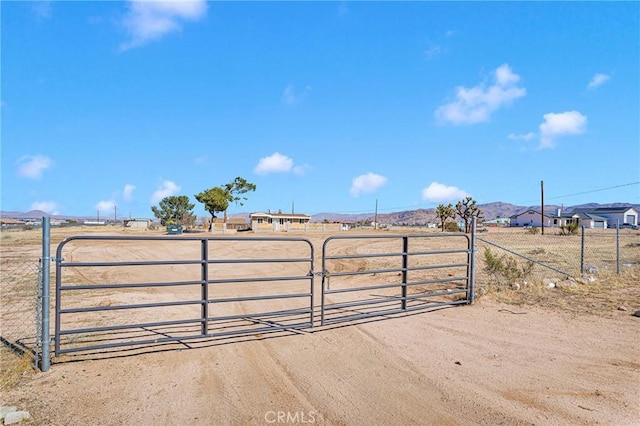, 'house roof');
250,212,310,219
574,207,637,214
